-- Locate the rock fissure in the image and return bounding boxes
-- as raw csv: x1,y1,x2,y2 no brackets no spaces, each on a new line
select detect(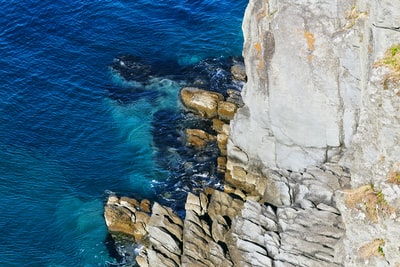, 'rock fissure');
372,24,400,32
